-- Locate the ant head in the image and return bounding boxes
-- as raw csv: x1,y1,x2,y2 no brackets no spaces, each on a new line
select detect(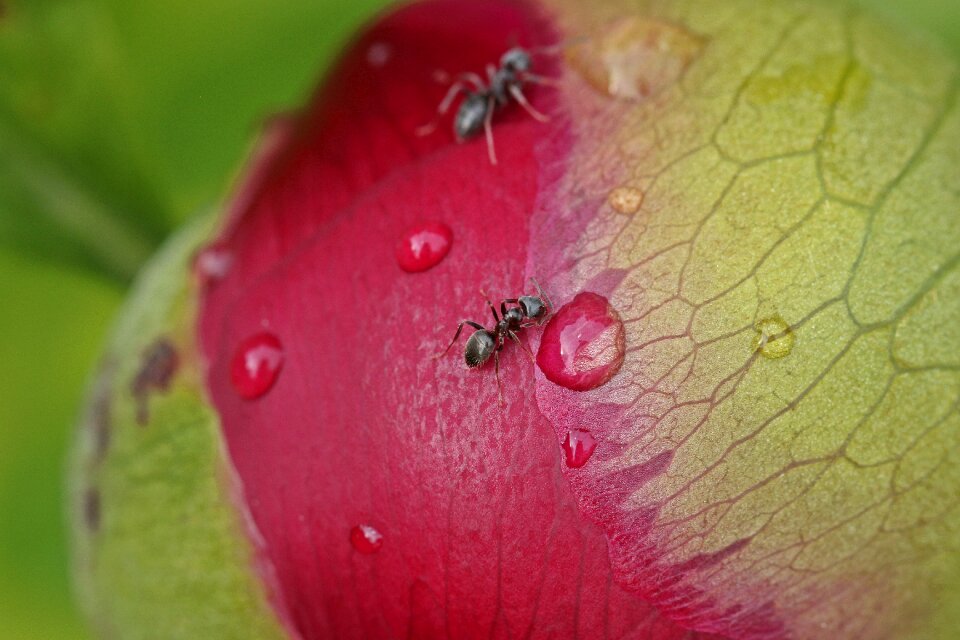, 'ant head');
500,47,532,73
518,295,546,319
